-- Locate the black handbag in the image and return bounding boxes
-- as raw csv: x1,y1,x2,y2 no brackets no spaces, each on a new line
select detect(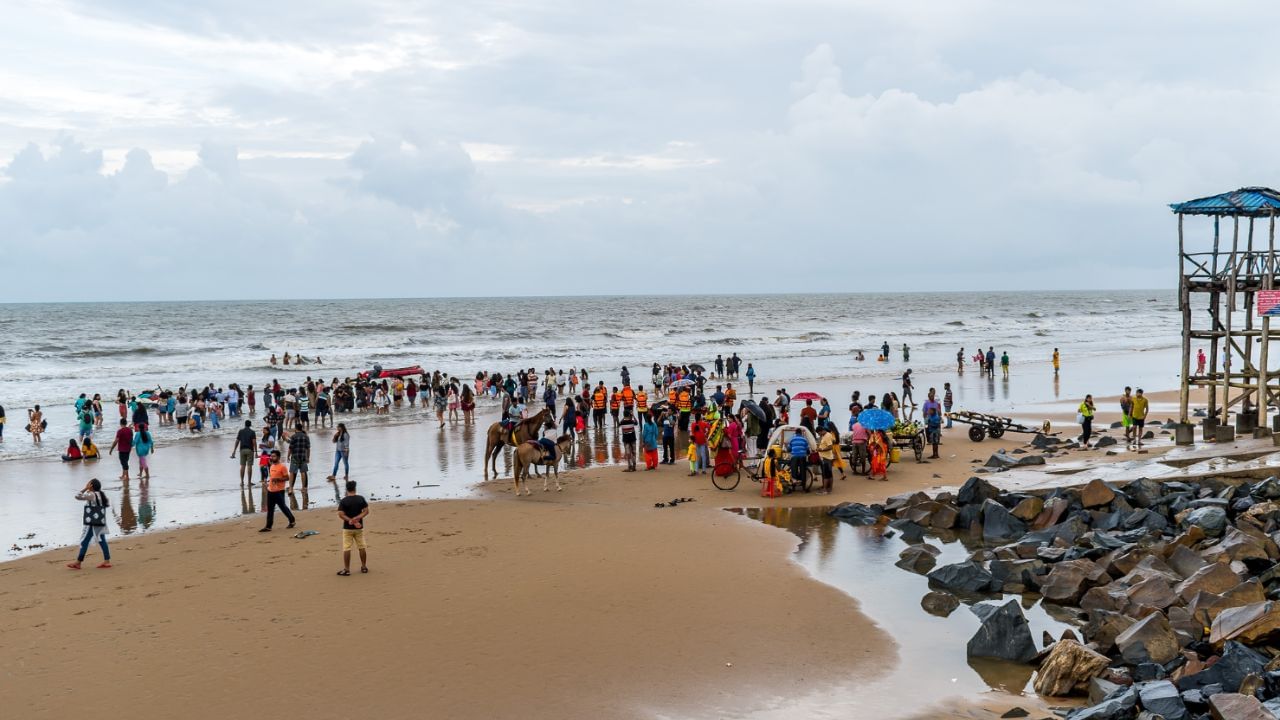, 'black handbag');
83,494,107,527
